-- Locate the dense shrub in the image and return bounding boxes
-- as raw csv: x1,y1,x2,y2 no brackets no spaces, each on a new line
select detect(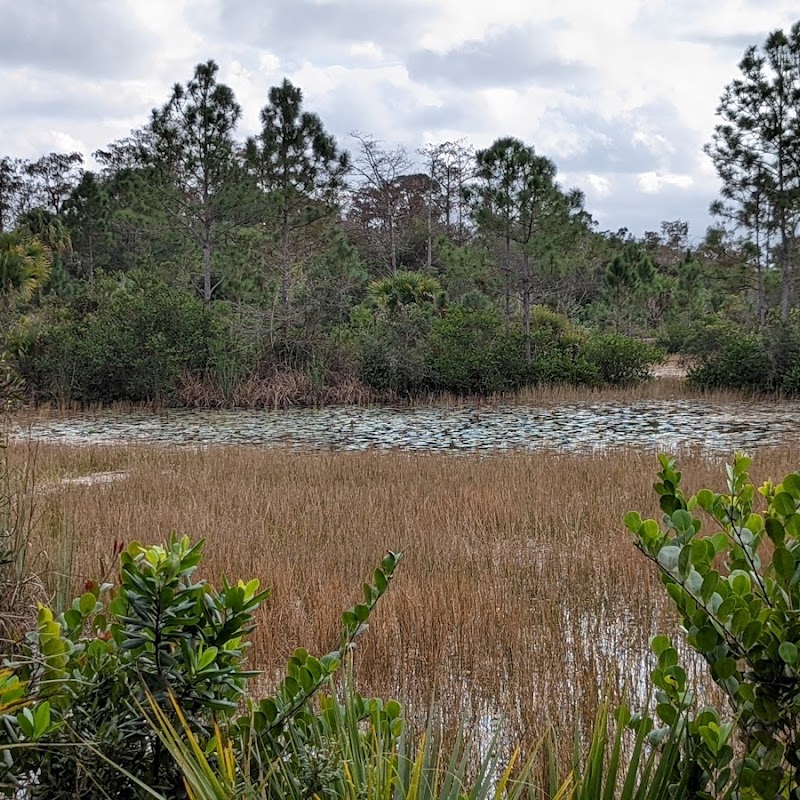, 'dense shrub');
685,315,800,393
22,272,210,404
12,277,666,405
426,305,652,394
687,332,767,391
426,305,527,393
582,334,663,386
354,305,436,395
